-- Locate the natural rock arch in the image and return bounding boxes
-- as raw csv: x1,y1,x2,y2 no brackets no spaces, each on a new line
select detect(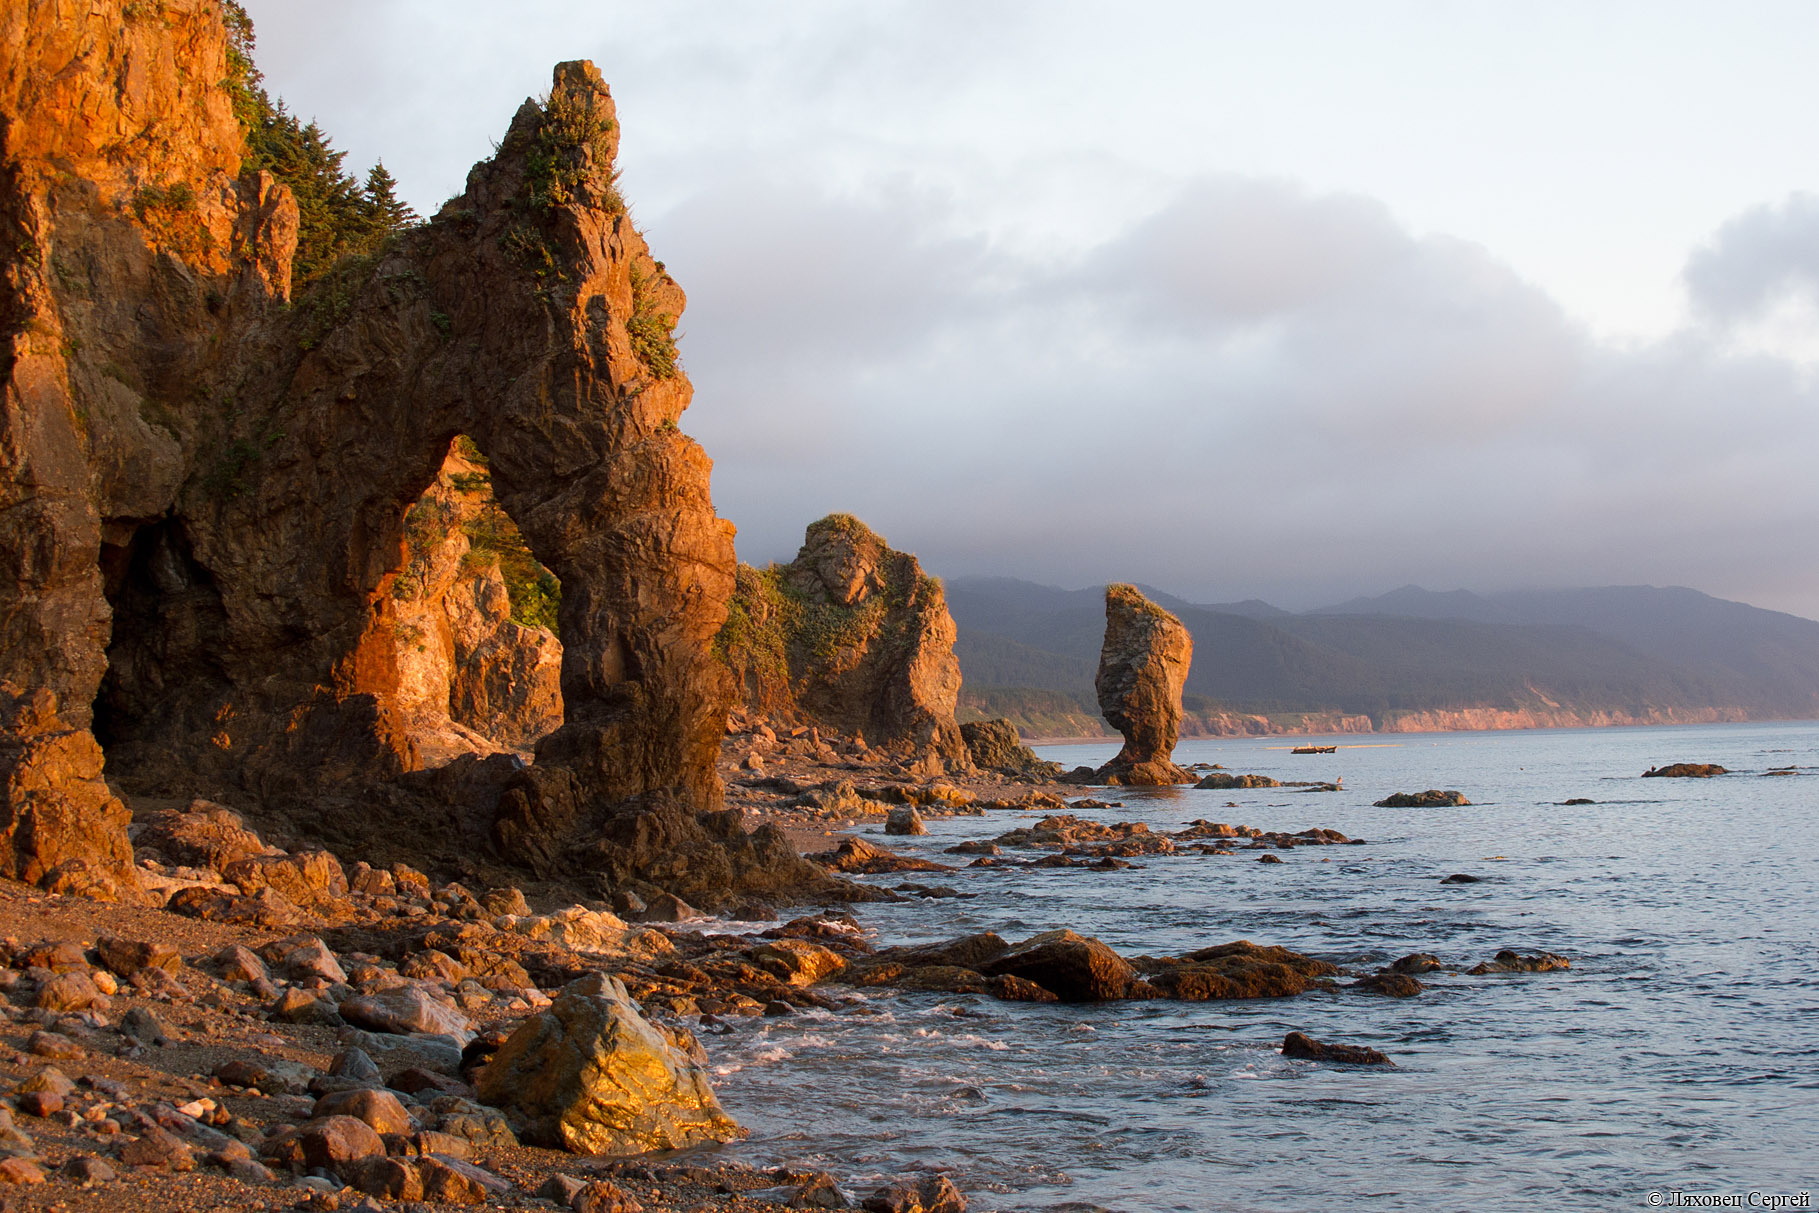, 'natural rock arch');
3,10,742,897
